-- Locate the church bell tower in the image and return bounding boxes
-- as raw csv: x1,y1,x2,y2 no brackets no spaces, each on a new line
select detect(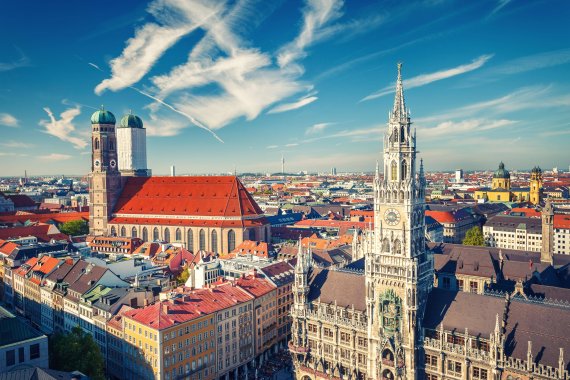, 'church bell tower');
365,64,433,380
89,108,122,236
